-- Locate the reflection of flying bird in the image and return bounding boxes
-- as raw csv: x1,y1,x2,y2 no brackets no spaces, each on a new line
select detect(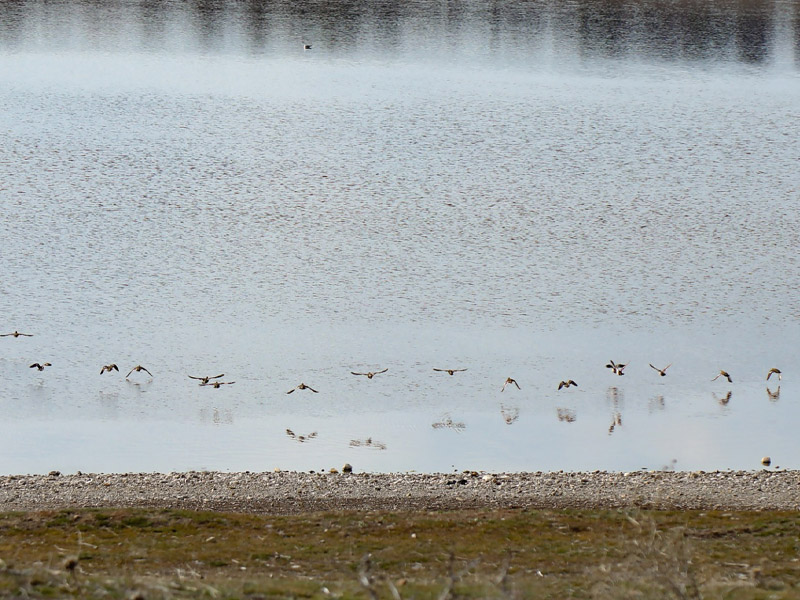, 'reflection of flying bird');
287,383,318,394
1,331,33,337
29,362,51,371
714,390,733,405
558,380,578,390
606,360,627,376
556,408,576,423
711,370,732,383
433,368,467,375
351,368,388,379
608,412,622,434
189,374,225,385
649,363,672,377
500,405,519,425
501,377,521,392
200,381,235,388
100,364,119,374
431,417,466,431
766,386,781,401
767,368,782,381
